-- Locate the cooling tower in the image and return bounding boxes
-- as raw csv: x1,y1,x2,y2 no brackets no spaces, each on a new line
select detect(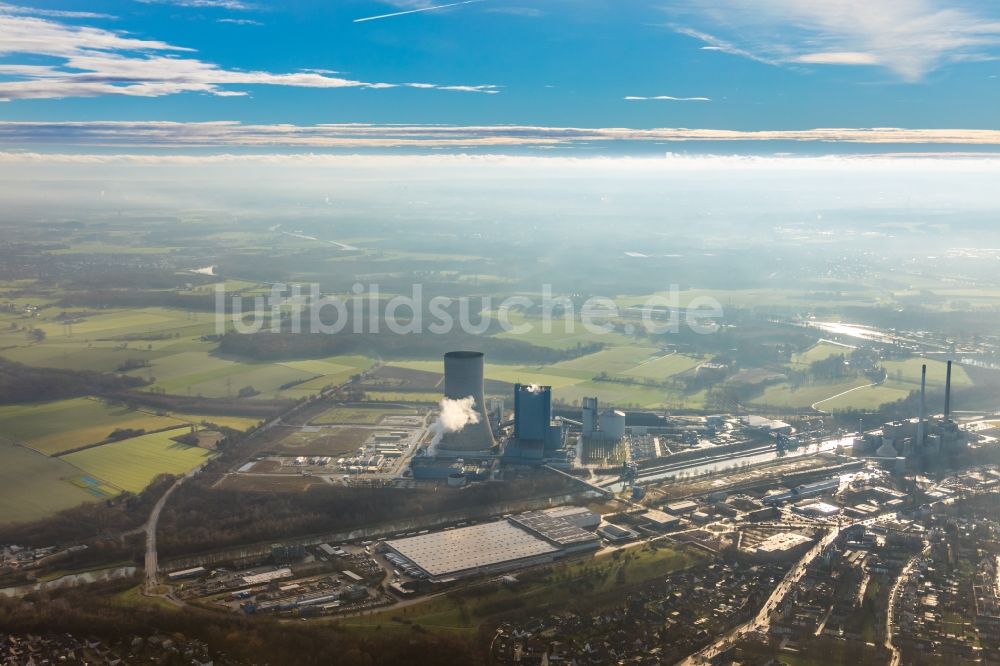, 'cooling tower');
438,351,496,455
